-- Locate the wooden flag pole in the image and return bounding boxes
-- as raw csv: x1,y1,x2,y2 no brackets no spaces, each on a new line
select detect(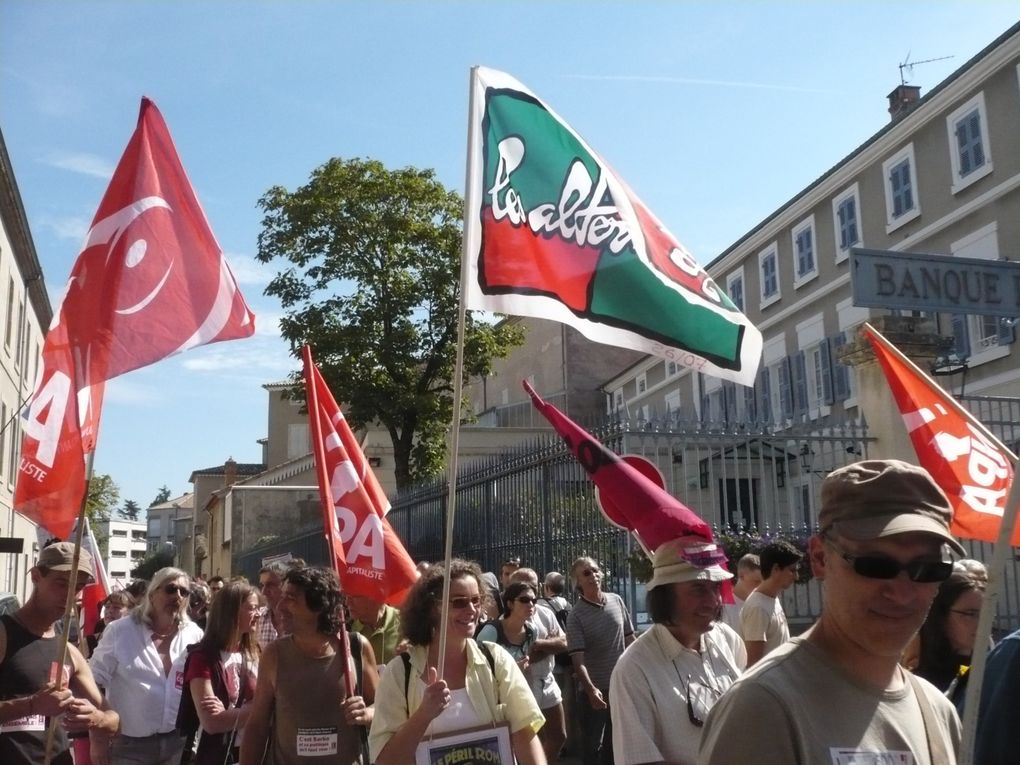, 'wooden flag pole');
437,65,482,681
863,323,1019,765
42,451,94,765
